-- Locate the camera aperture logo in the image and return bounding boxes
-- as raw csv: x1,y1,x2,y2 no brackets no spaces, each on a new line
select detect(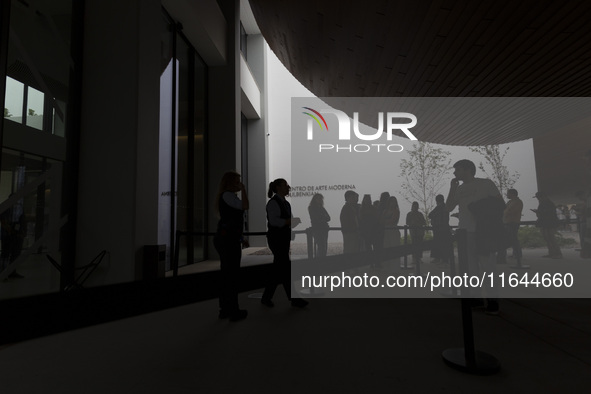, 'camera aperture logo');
302,107,417,153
